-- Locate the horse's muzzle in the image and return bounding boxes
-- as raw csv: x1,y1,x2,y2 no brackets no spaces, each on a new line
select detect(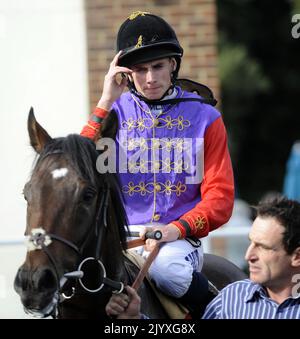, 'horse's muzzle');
14,265,58,317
